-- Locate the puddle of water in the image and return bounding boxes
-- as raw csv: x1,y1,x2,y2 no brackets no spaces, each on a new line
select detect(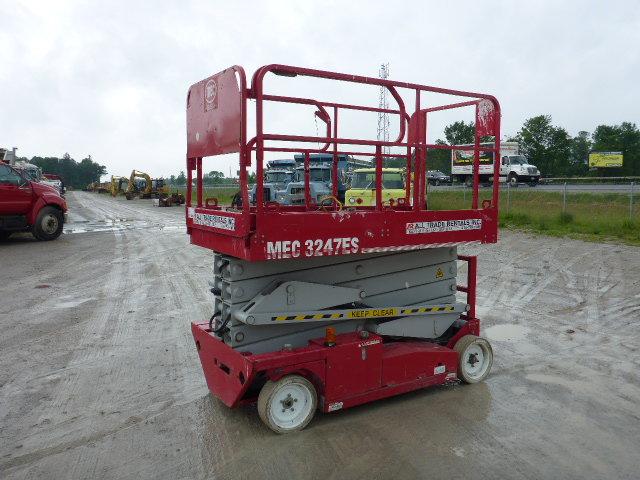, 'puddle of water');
64,221,185,235
484,324,528,342
452,447,466,458
55,298,94,309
